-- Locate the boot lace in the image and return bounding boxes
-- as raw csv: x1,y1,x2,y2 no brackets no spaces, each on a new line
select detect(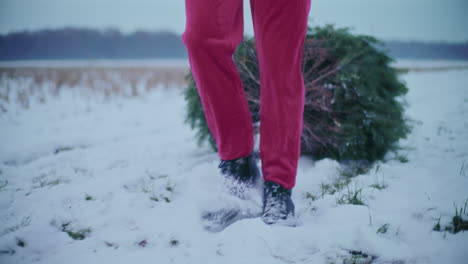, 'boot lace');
263,182,292,221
